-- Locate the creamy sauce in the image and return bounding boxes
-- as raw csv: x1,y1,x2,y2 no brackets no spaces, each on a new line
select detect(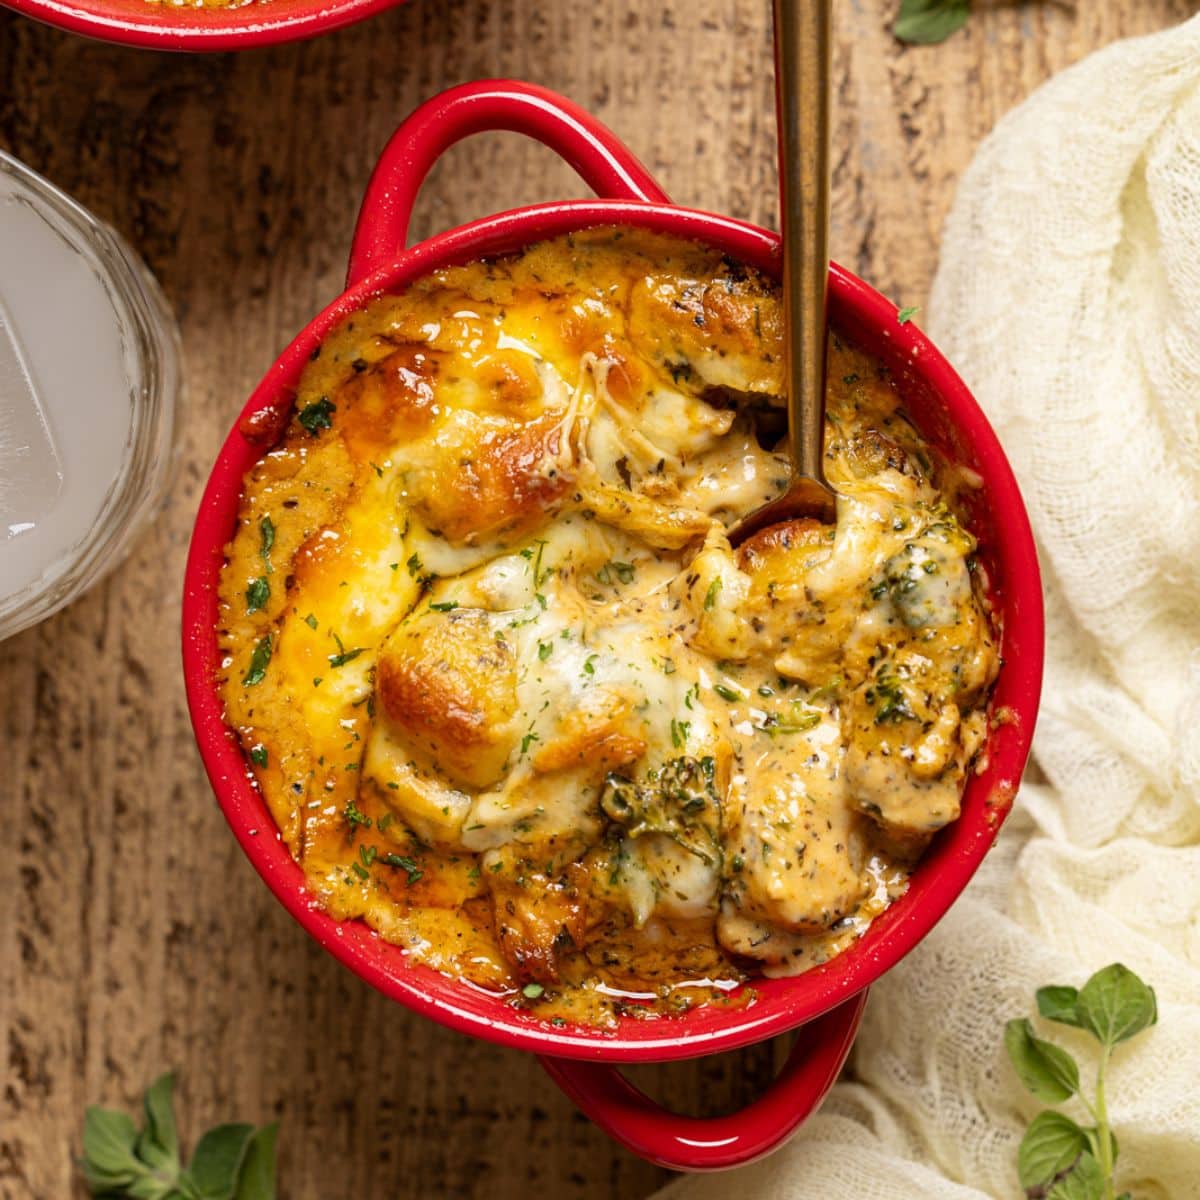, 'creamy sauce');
217,229,998,1027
